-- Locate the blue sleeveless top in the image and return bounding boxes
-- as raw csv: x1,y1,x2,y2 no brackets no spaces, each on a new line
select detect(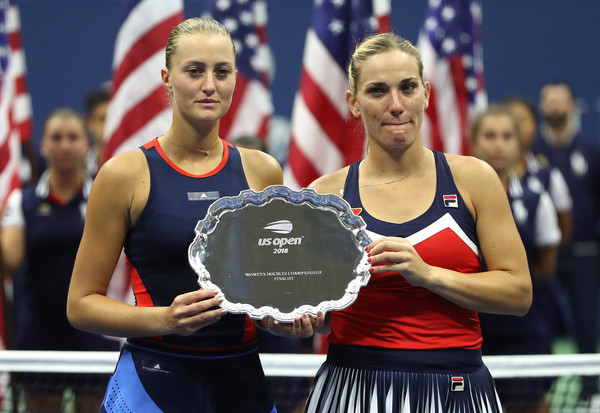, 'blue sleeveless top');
124,138,256,354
